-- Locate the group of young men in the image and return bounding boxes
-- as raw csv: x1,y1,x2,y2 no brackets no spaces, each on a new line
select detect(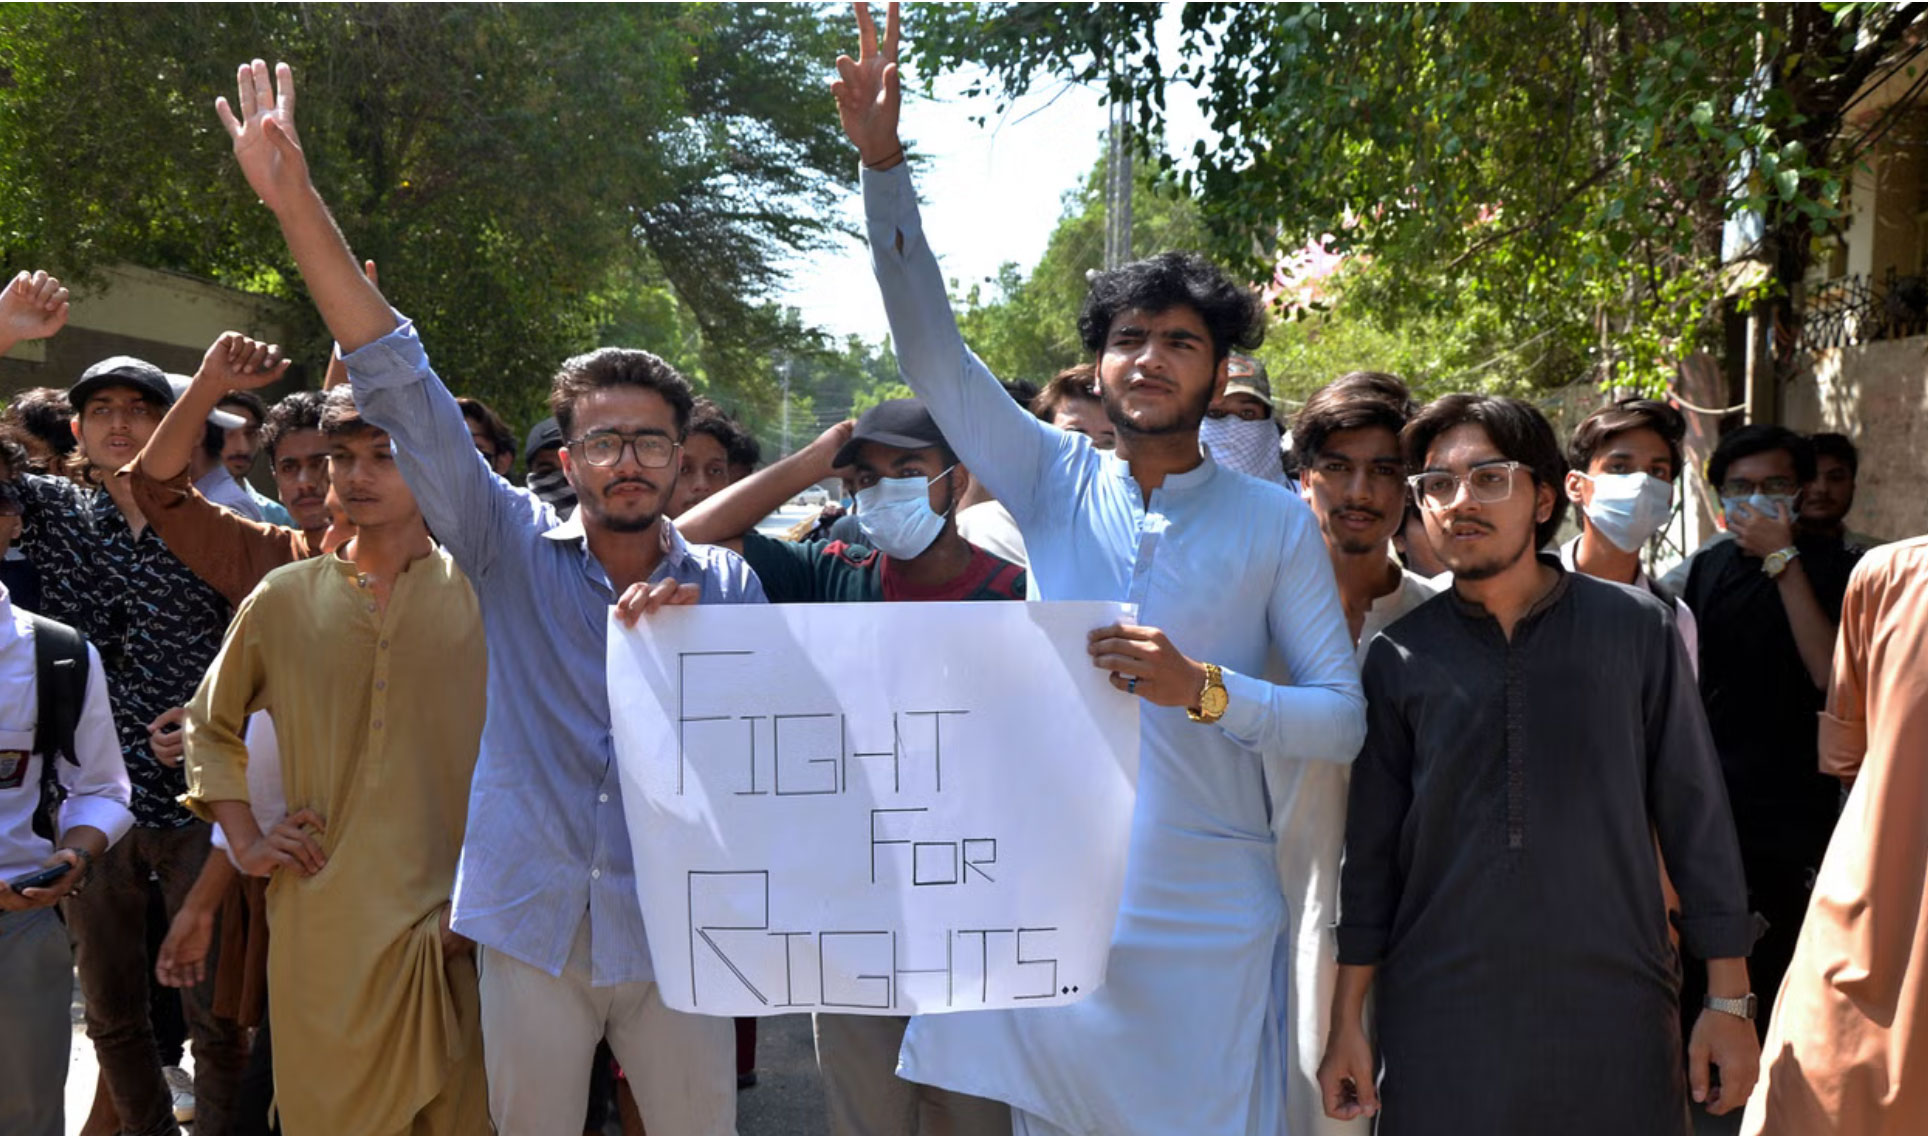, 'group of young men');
0,8,1921,1136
